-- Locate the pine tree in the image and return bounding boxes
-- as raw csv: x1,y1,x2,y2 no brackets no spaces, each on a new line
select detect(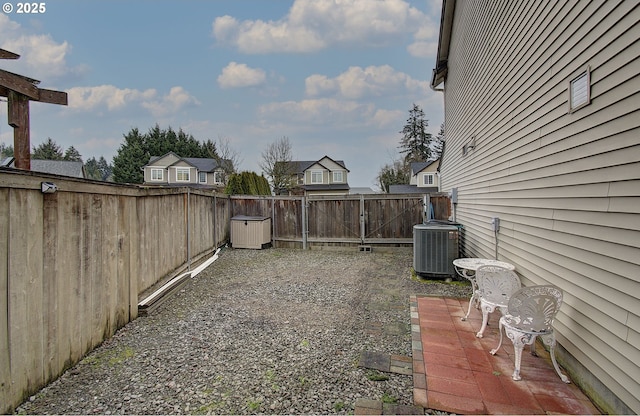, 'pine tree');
432,122,444,160
32,137,64,160
112,125,222,183
64,146,83,162
398,104,432,163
